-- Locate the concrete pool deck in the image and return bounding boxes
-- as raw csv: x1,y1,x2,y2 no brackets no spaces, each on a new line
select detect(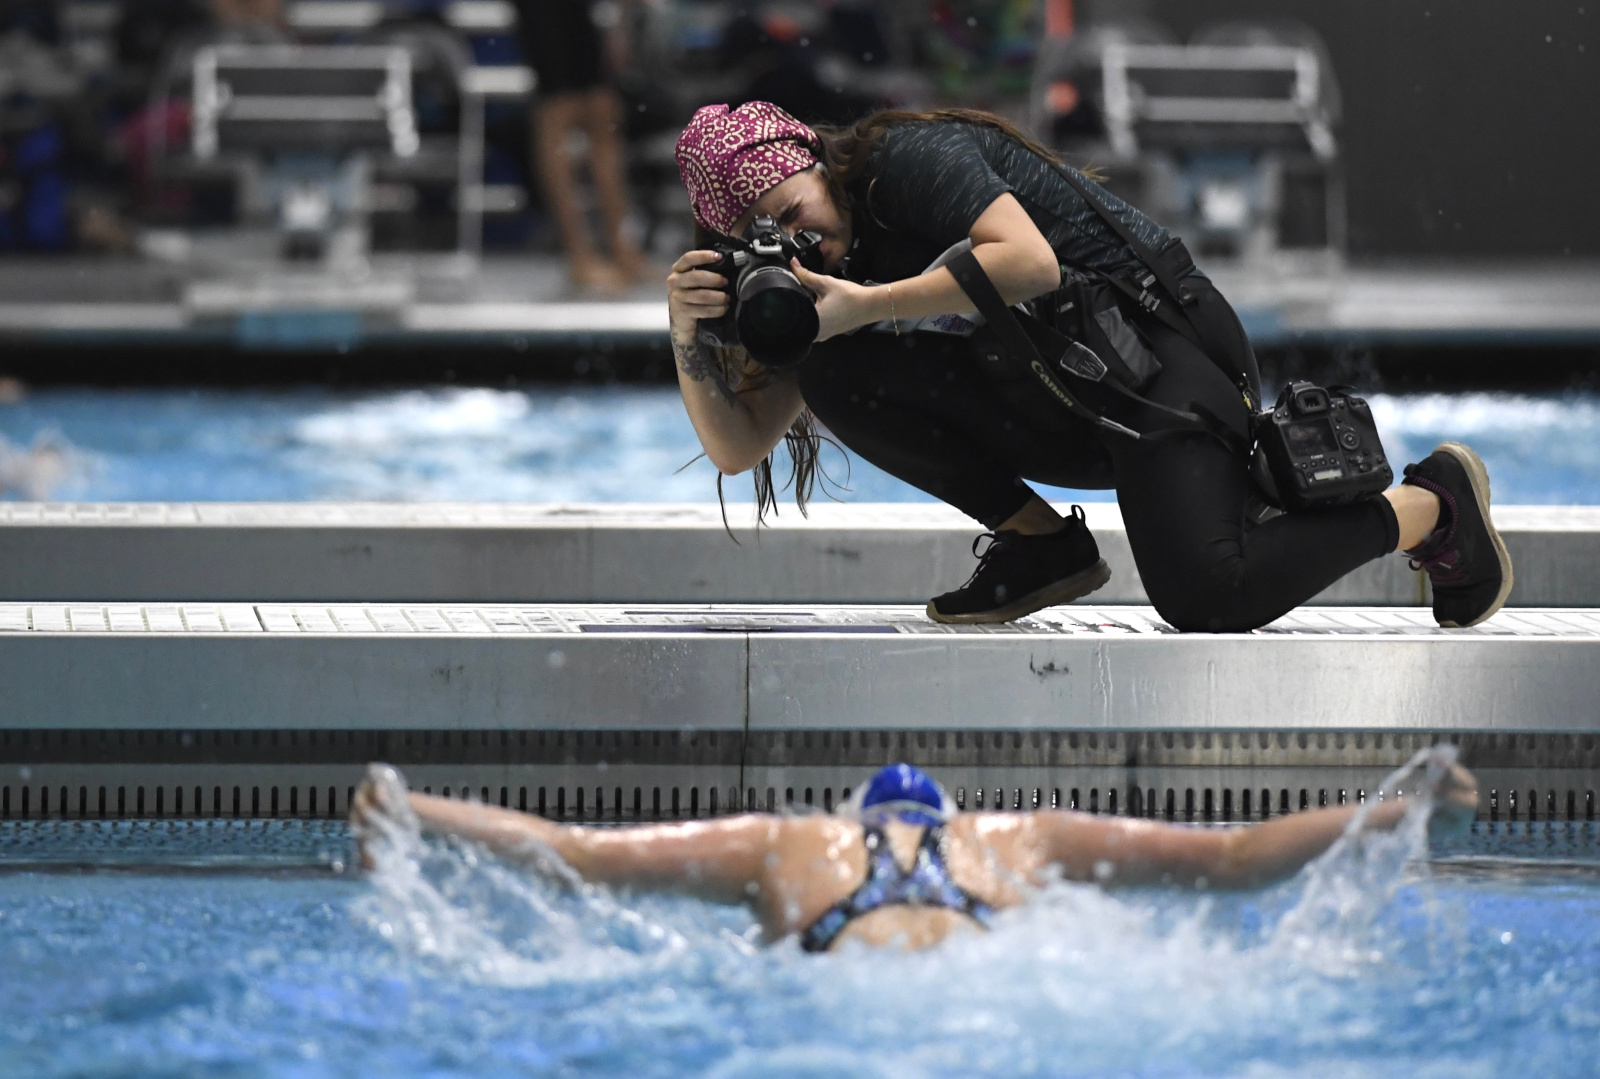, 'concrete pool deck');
0,502,1595,606
0,601,1595,731
0,603,1595,825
